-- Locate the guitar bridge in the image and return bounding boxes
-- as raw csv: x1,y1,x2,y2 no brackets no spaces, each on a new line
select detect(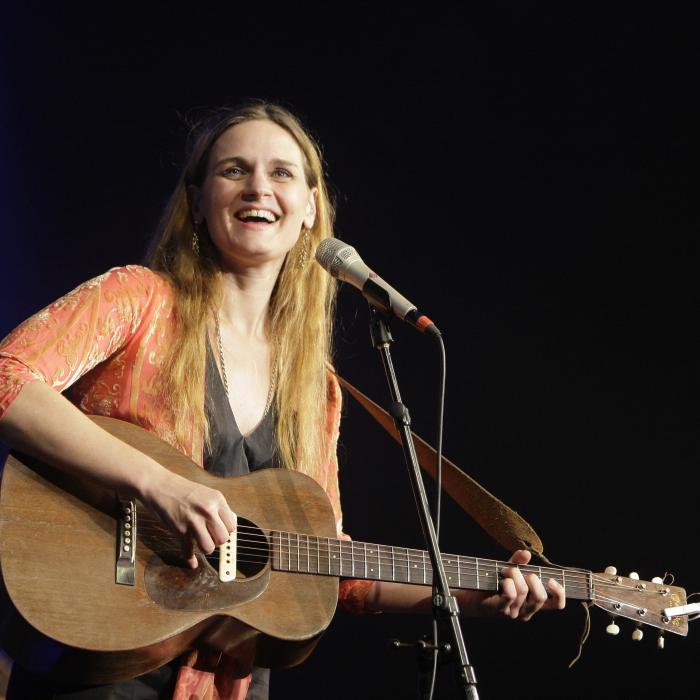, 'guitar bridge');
116,497,136,586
